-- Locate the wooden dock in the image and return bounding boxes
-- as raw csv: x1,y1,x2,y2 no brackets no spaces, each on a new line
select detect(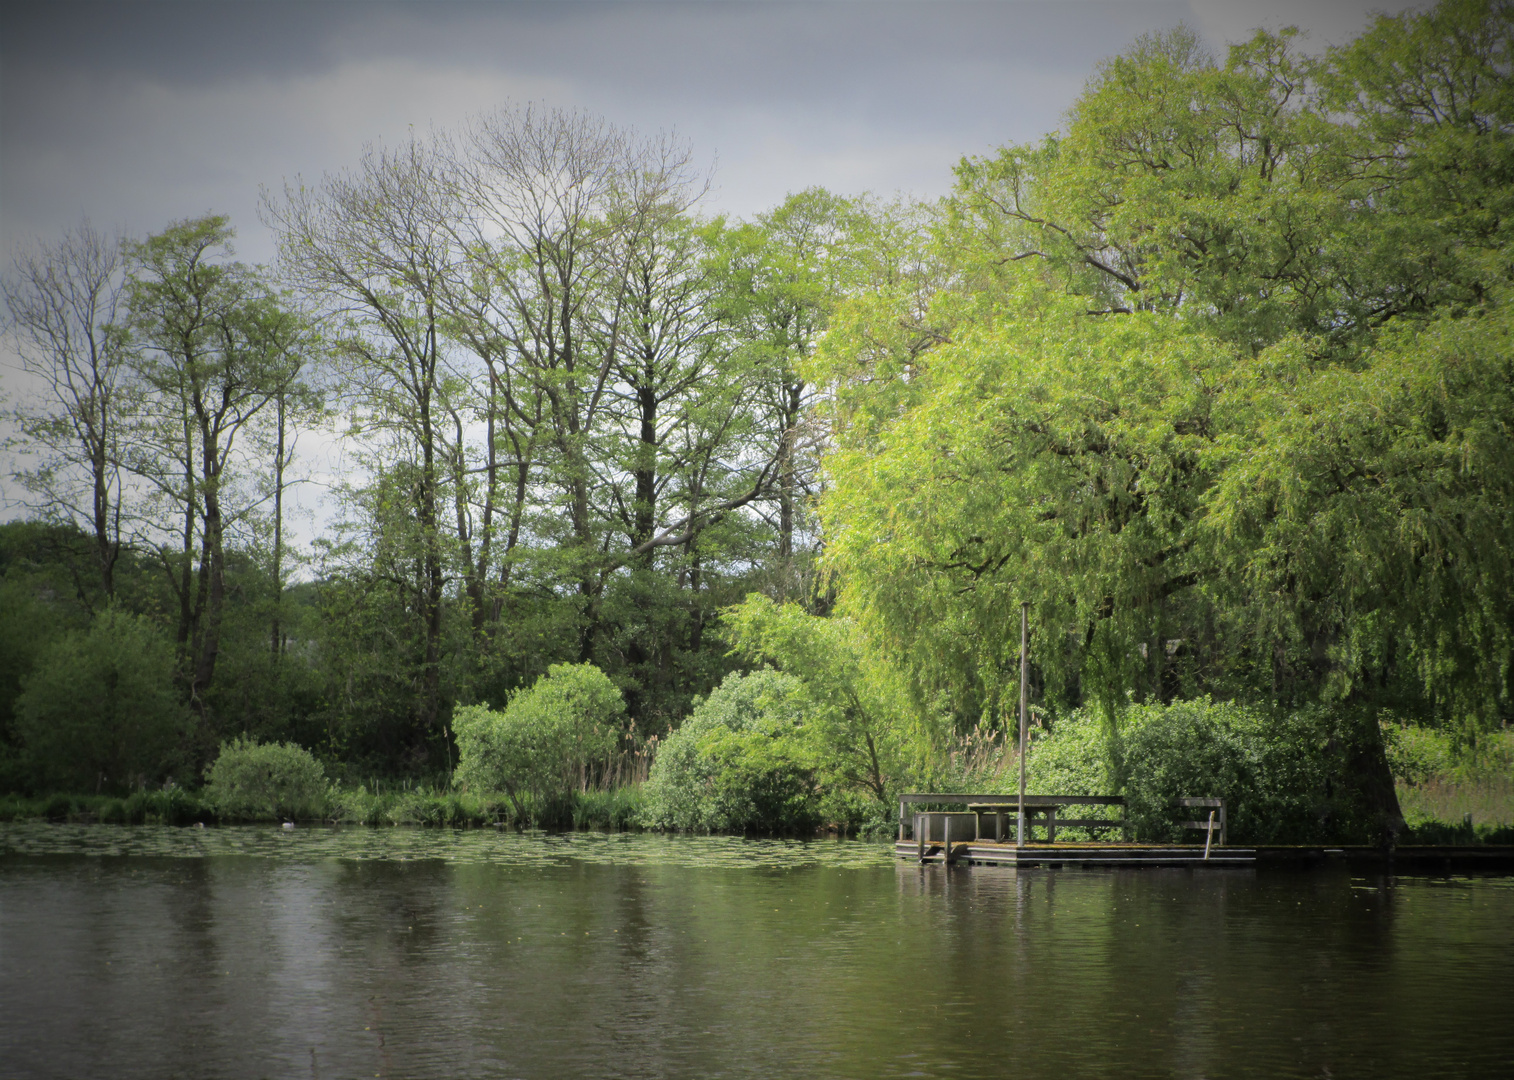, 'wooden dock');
894,838,1257,867
896,792,1247,868
896,842,1514,871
